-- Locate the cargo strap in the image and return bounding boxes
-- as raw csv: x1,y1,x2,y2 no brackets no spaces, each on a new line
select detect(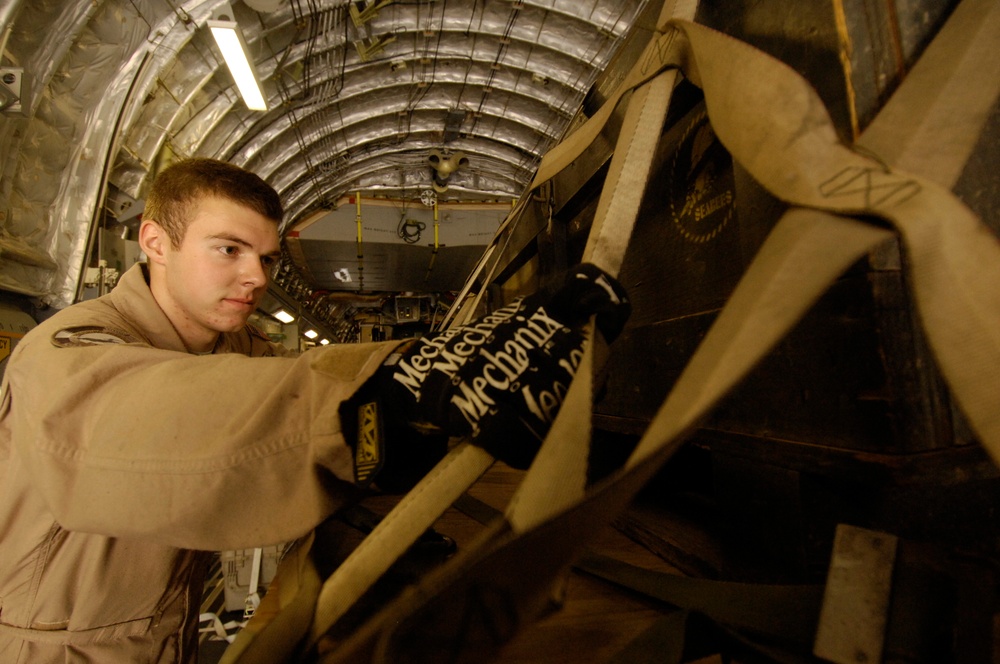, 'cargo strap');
244,548,264,620
296,0,703,651
453,492,824,663
319,0,999,658
199,613,243,644
223,0,1000,659
576,553,824,663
